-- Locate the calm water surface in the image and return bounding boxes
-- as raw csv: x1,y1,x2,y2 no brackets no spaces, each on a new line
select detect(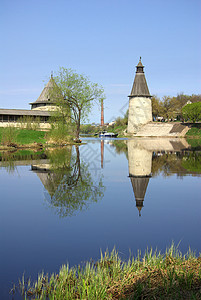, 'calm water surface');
0,138,200,299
